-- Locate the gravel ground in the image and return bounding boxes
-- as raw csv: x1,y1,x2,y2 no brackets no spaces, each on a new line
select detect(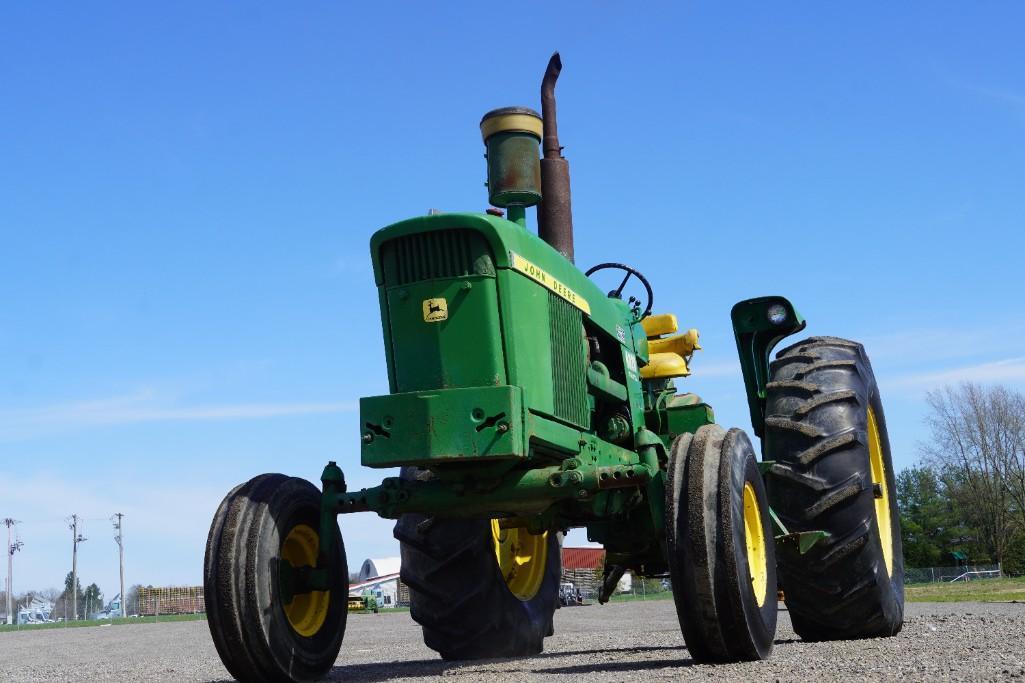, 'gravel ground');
2,601,1024,682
